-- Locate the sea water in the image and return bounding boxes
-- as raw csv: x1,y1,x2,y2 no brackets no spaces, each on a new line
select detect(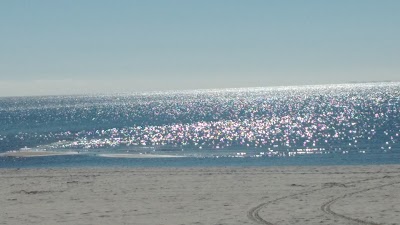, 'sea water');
0,82,399,168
